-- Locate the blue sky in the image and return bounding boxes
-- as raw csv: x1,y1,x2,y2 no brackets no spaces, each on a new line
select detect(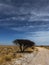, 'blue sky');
0,0,49,45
